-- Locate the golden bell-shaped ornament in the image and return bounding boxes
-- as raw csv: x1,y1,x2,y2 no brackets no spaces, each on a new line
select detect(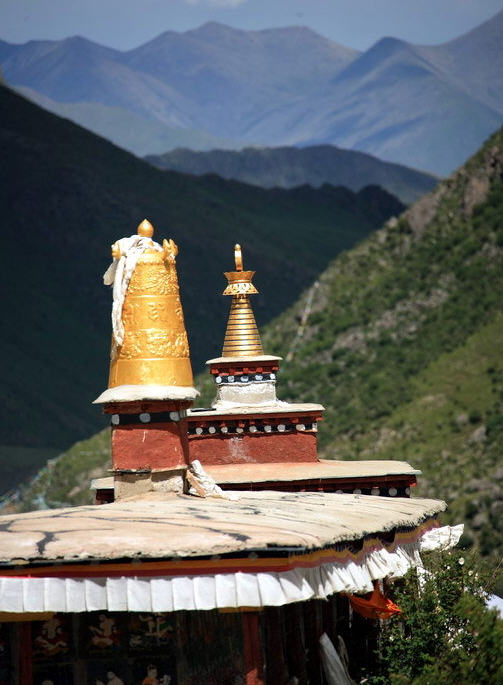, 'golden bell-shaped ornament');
96,220,195,402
